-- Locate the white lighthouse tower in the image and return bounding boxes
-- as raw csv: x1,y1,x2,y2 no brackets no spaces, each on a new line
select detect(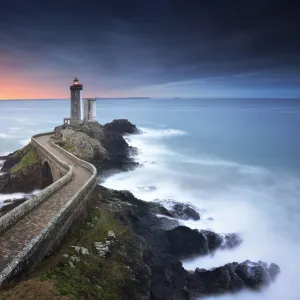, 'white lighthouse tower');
69,76,83,125
83,98,97,122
